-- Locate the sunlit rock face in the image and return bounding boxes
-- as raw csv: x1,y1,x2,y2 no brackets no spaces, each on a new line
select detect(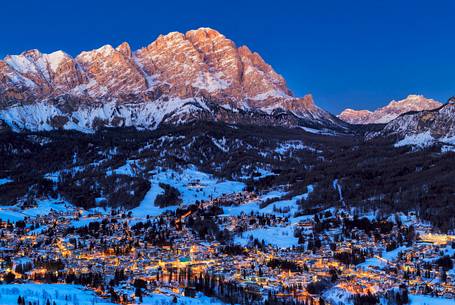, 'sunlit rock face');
76,43,148,98
0,27,347,132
